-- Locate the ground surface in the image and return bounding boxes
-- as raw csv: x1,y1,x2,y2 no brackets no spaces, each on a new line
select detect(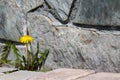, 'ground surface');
0,67,120,80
